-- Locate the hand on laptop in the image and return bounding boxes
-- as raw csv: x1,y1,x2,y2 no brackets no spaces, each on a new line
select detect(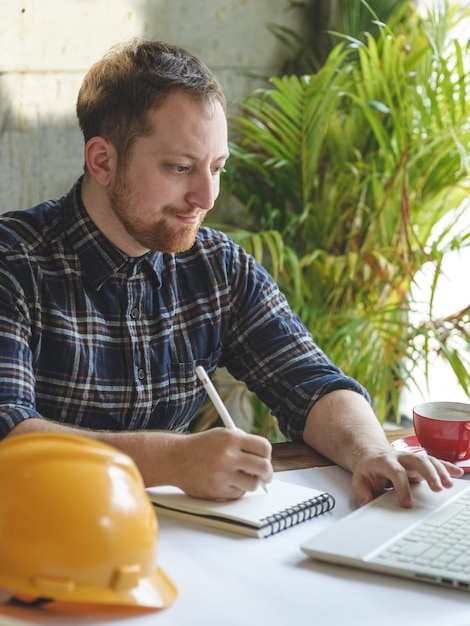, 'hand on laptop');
351,448,464,509
302,388,464,509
